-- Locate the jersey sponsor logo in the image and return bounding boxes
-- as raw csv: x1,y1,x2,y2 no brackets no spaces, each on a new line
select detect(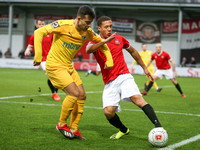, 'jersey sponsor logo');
63,42,81,50
115,39,120,45
51,21,60,29
155,56,157,59
82,35,87,41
